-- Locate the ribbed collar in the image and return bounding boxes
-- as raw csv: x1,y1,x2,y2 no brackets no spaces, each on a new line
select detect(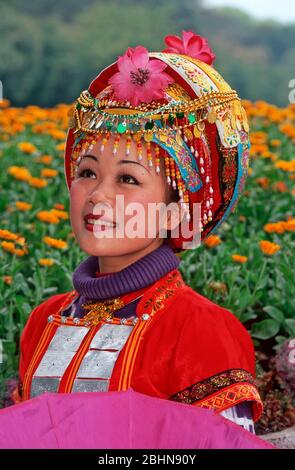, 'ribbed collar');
72,242,180,301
